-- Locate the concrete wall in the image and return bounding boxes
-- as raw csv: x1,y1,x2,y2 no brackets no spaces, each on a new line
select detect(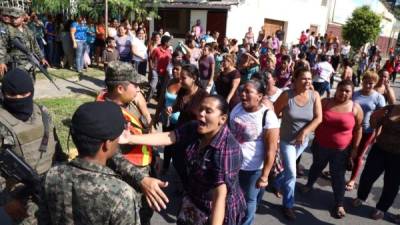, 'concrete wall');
225,0,330,46
374,0,398,38
327,0,400,54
